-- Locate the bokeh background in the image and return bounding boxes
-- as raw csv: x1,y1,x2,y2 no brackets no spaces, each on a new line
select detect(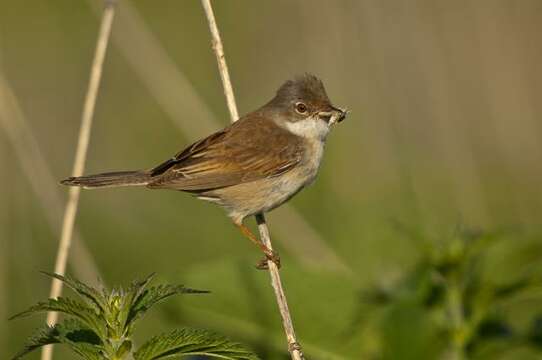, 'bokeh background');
2,0,542,359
